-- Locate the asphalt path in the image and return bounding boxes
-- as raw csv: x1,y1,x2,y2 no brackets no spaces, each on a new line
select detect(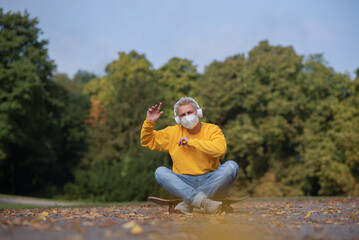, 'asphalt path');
1,197,358,240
